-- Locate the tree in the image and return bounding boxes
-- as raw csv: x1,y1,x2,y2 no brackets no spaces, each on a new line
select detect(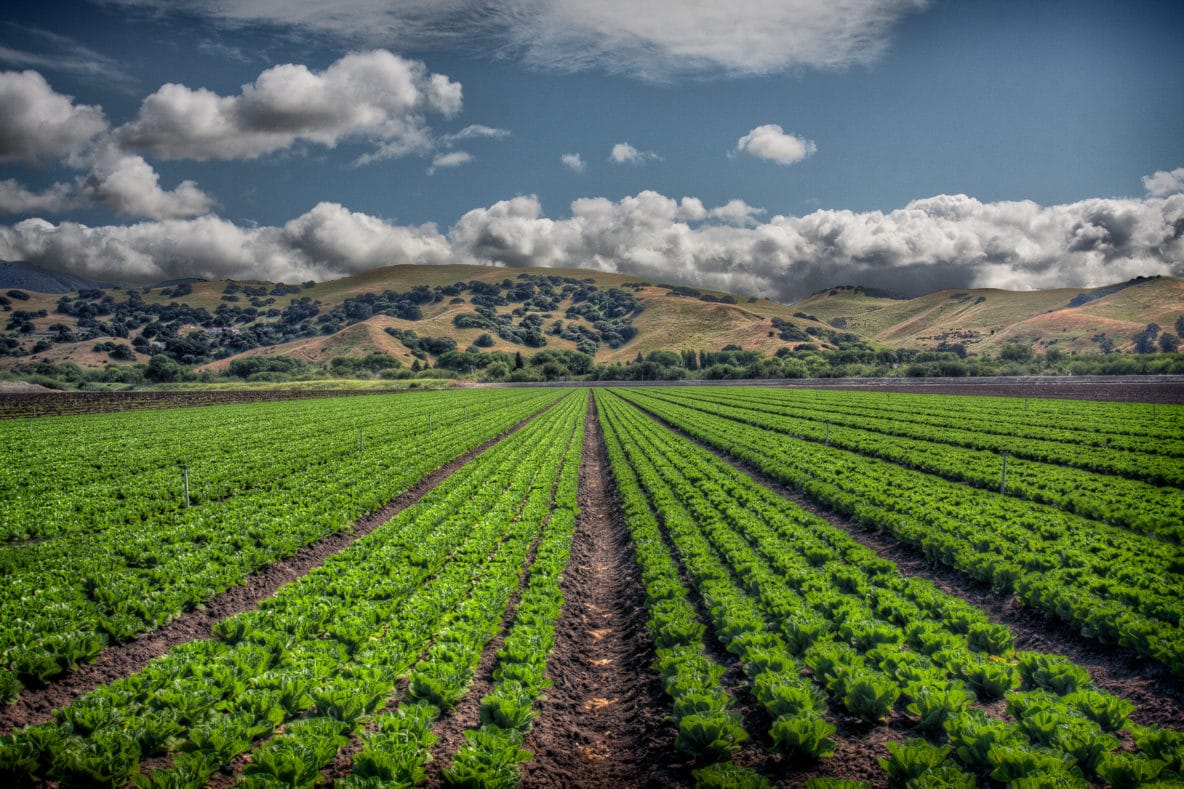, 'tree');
145,354,186,383
999,343,1032,362
1133,324,1161,354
